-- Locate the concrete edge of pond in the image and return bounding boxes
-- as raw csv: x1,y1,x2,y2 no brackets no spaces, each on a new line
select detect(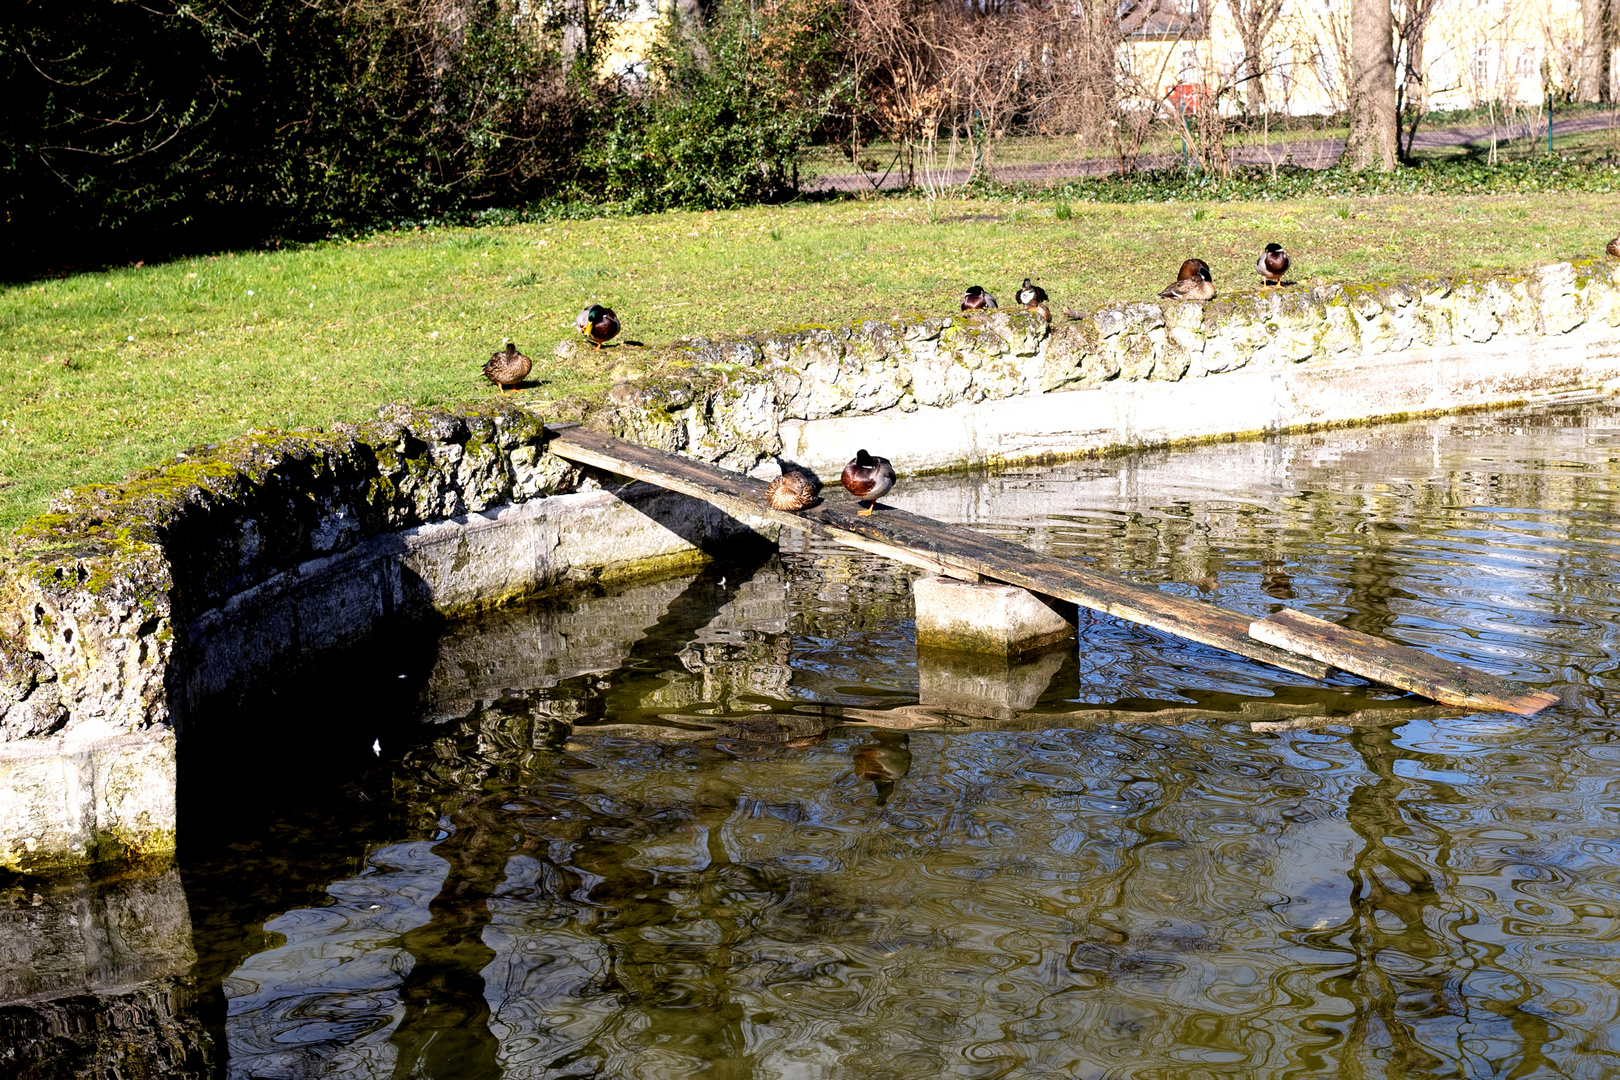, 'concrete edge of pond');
3,257,1620,874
